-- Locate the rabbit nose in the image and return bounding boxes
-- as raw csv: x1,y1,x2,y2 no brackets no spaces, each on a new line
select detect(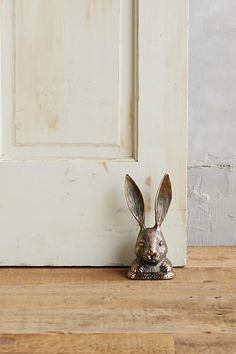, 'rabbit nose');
147,250,157,257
